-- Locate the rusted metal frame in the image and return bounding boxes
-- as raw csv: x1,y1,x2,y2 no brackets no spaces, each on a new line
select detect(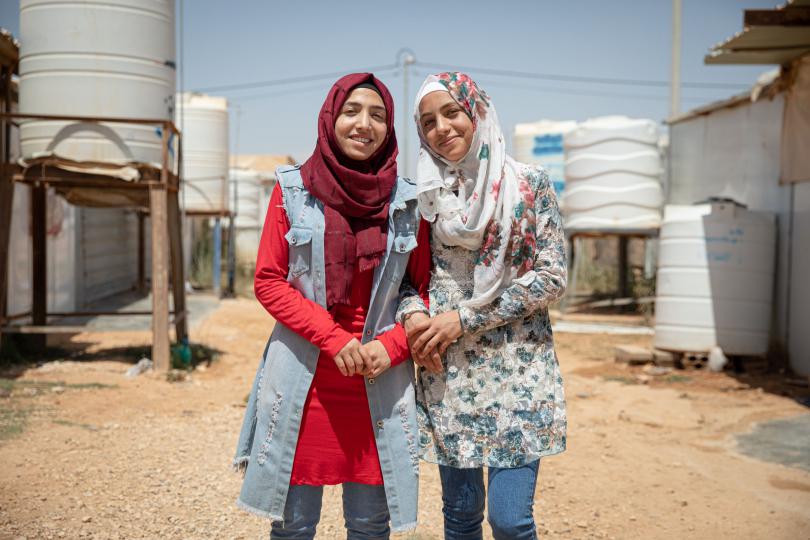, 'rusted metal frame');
3,312,32,322
47,310,179,317
0,325,148,335
561,231,659,314
0,111,183,361
184,209,232,217
15,177,164,188
0,112,179,136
